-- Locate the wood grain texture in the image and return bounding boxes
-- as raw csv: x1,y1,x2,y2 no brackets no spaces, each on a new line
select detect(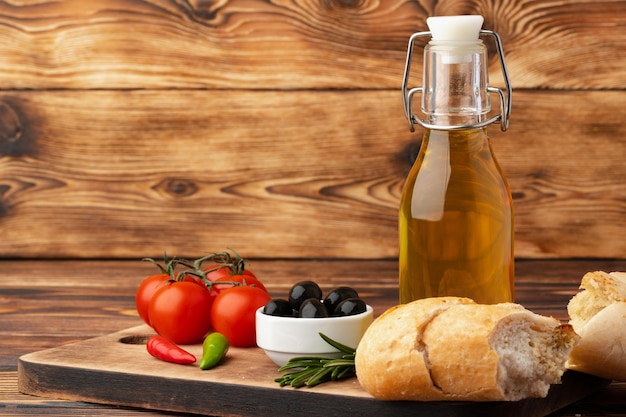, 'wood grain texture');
2,259,626,416
0,0,622,90
1,90,624,259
